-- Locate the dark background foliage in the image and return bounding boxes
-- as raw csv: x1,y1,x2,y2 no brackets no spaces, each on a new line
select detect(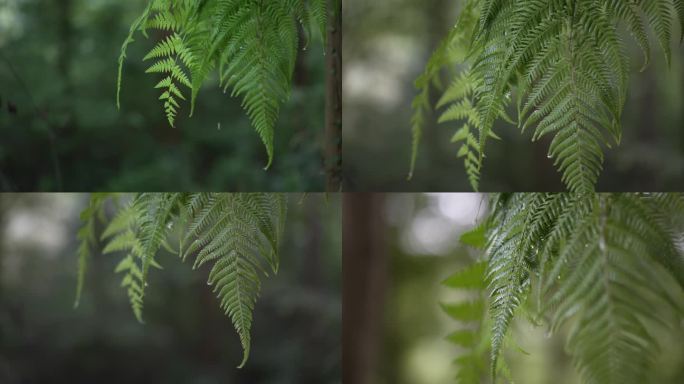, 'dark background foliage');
0,193,341,384
0,0,326,191
343,0,684,192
